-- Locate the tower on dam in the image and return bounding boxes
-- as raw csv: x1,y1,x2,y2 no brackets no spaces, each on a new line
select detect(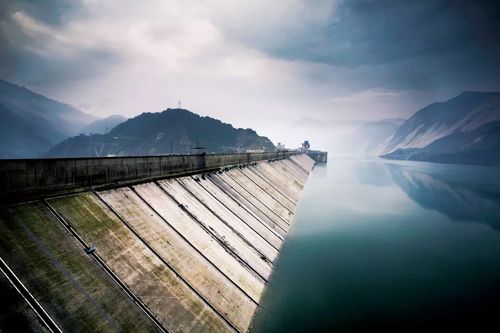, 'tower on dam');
0,152,318,332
